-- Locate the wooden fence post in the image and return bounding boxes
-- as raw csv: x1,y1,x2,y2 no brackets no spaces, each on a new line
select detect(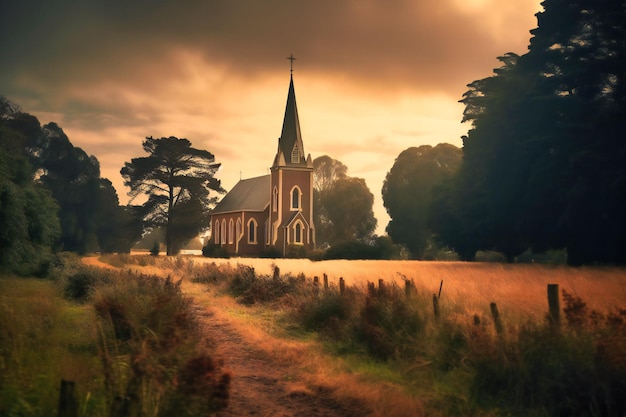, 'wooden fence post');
273,265,280,280
339,277,345,295
438,280,444,299
378,279,385,296
313,276,319,287
490,302,503,334
547,283,560,331
58,380,78,417
405,280,412,297
323,273,329,290
432,294,439,318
